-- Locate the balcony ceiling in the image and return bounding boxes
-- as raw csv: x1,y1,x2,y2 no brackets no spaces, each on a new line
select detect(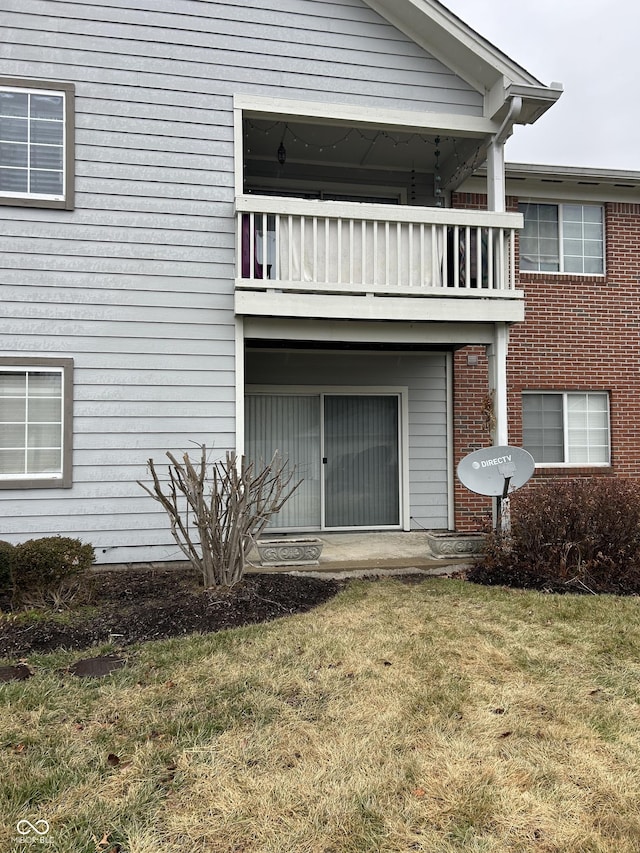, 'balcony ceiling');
244,118,479,174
